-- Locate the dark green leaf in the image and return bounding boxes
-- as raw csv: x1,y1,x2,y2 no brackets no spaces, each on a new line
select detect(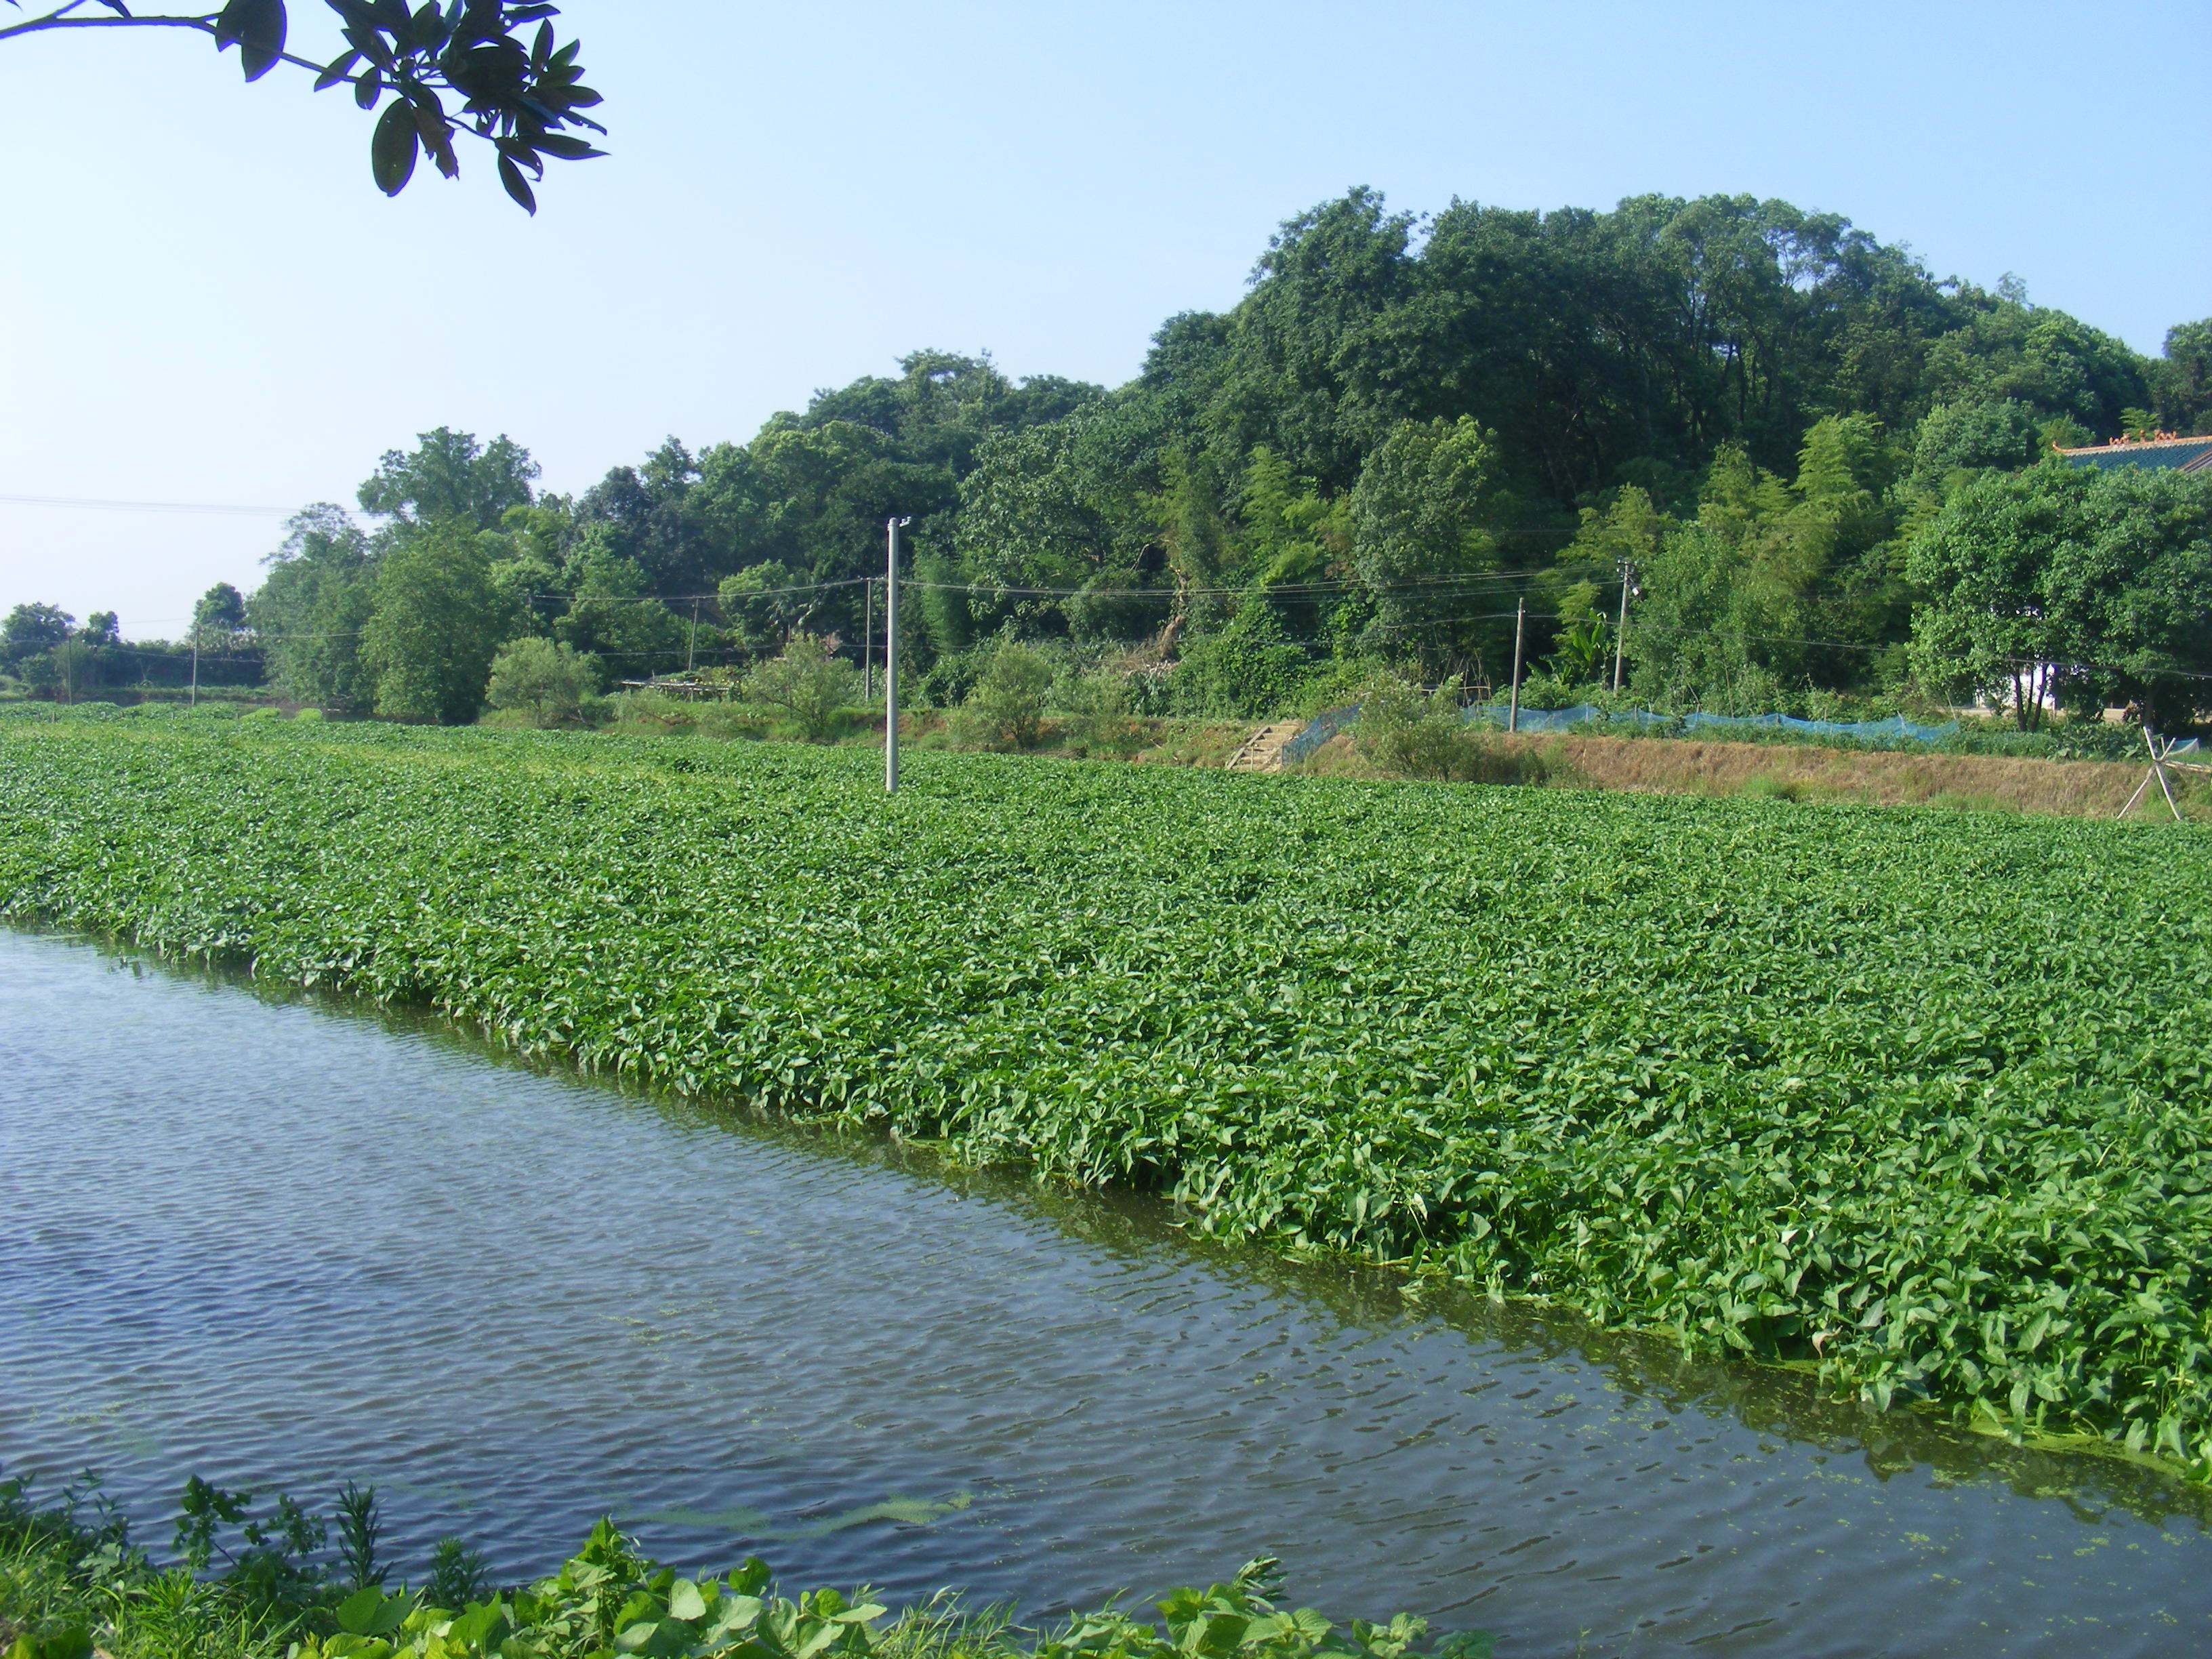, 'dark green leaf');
314,49,361,91
497,154,537,213
213,0,287,82
413,98,459,180
371,99,419,196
